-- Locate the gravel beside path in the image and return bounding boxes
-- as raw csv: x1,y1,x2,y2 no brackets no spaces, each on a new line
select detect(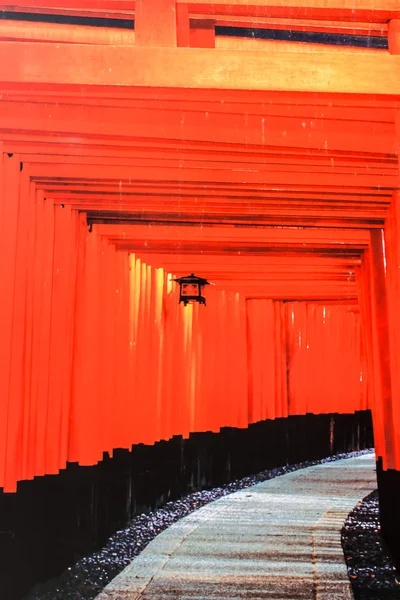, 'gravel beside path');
342,489,400,599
